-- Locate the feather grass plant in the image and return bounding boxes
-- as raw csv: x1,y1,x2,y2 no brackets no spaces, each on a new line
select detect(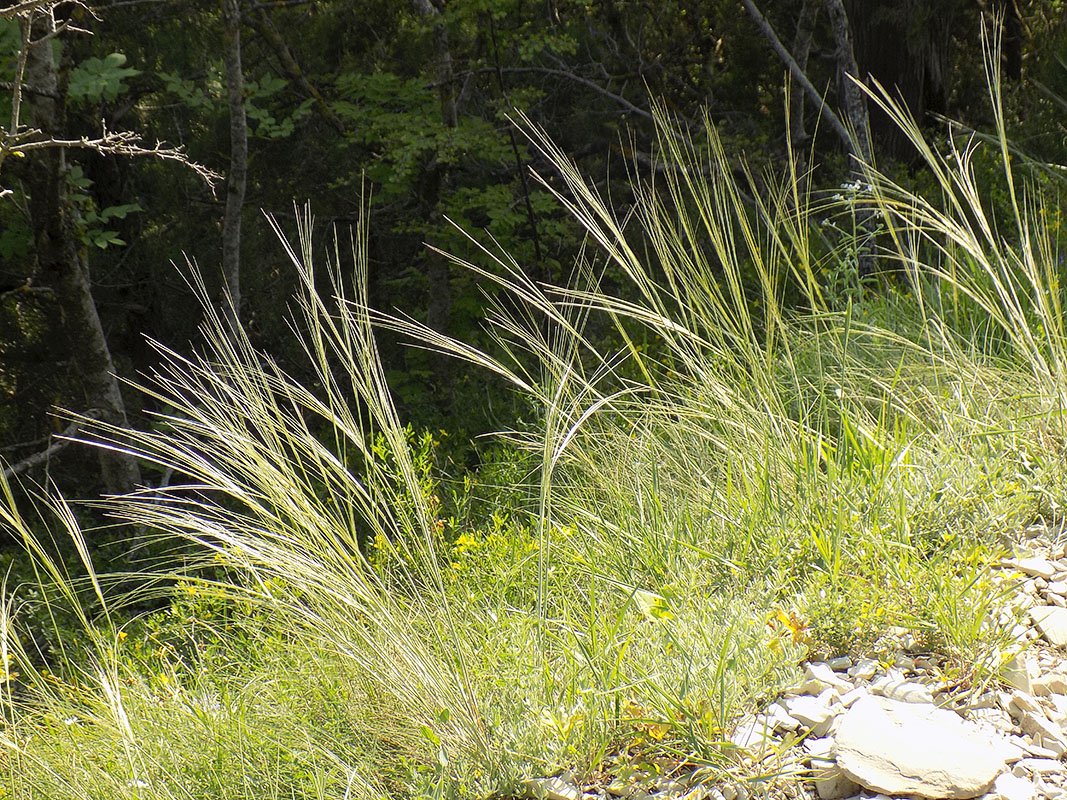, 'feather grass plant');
2,65,1067,797
858,31,1067,406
